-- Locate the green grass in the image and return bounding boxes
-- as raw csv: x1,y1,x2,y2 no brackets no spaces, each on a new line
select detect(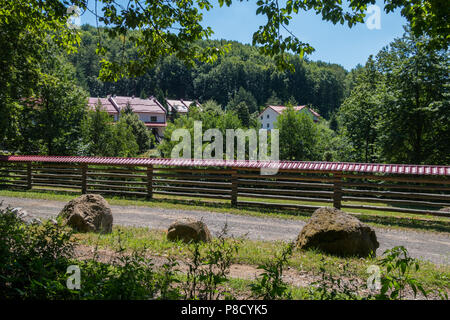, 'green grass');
1,188,449,233
74,225,450,291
